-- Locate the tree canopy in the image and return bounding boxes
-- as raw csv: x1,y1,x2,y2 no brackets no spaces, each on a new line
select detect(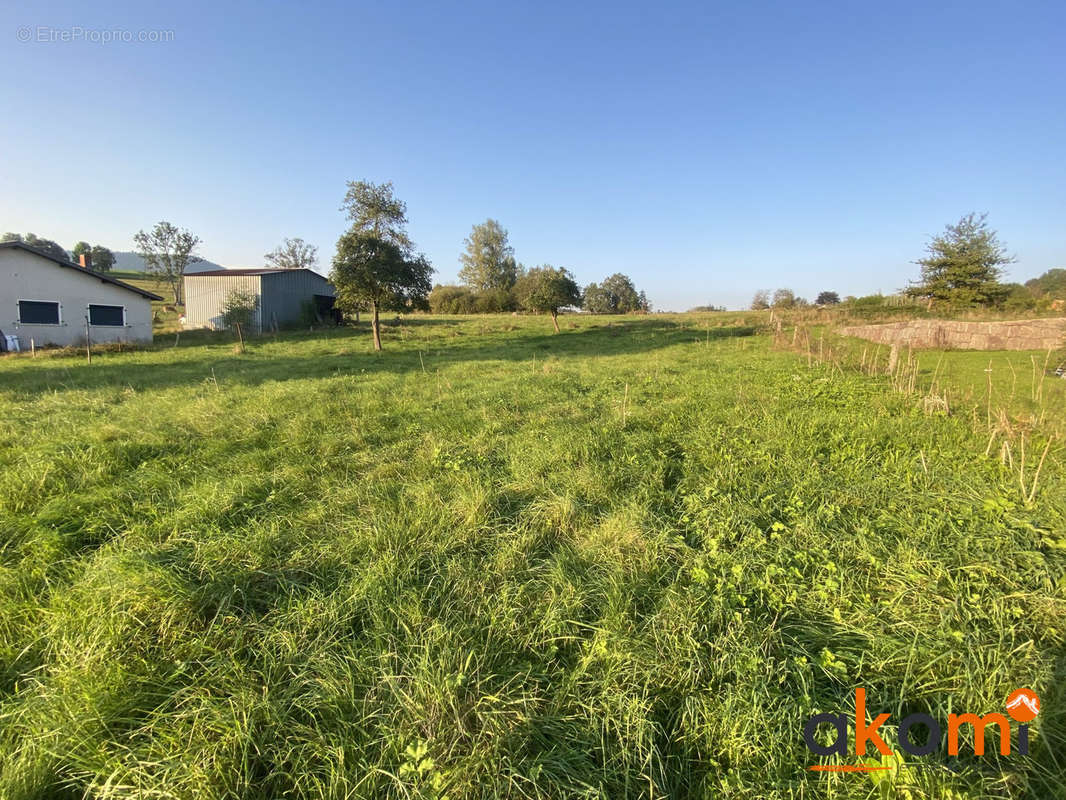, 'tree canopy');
906,213,1012,307
133,222,202,304
71,240,115,271
265,237,318,270
1025,268,1066,299
458,219,518,291
582,282,612,314
582,273,647,314
816,291,840,305
2,232,69,262
333,180,434,348
515,265,581,332
331,230,433,350
771,288,796,308
340,180,412,252
582,273,648,314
